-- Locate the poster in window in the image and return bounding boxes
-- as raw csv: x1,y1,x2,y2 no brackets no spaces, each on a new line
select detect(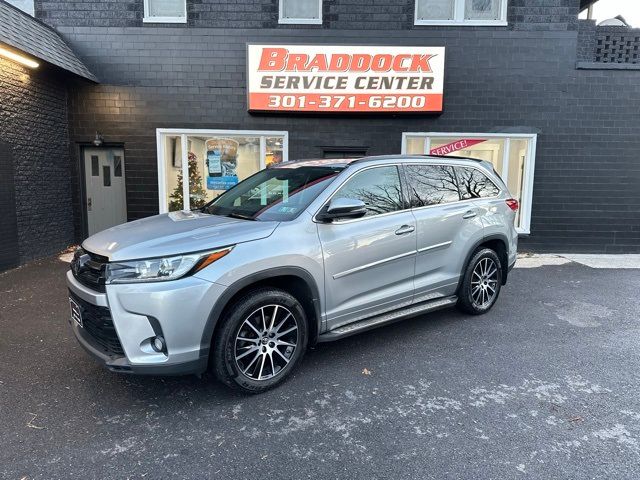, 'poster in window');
206,138,239,190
